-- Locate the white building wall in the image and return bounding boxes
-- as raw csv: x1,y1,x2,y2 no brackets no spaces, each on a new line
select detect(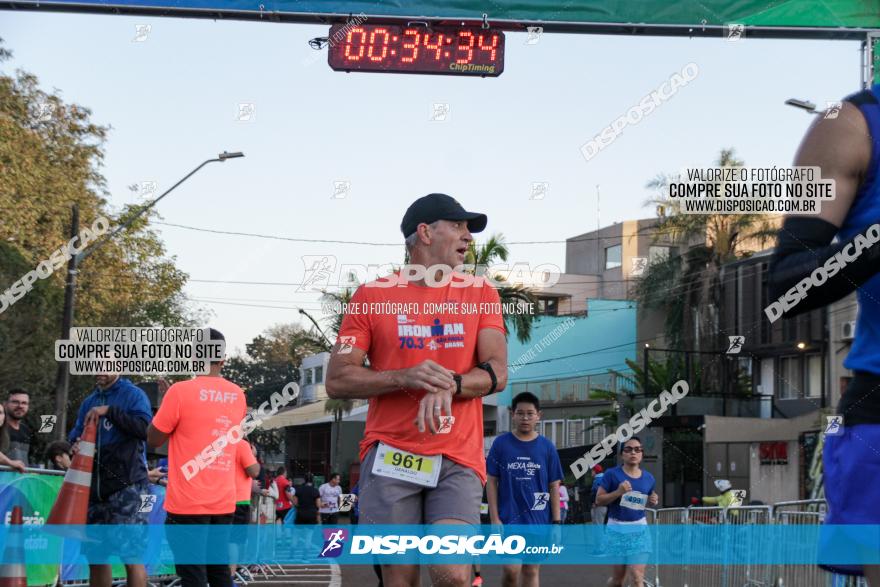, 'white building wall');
748,441,799,504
